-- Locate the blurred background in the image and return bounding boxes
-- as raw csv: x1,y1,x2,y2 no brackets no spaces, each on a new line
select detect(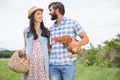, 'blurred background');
0,0,120,50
